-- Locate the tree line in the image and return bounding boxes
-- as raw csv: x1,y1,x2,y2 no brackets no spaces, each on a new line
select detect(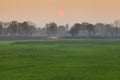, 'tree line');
0,20,120,39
